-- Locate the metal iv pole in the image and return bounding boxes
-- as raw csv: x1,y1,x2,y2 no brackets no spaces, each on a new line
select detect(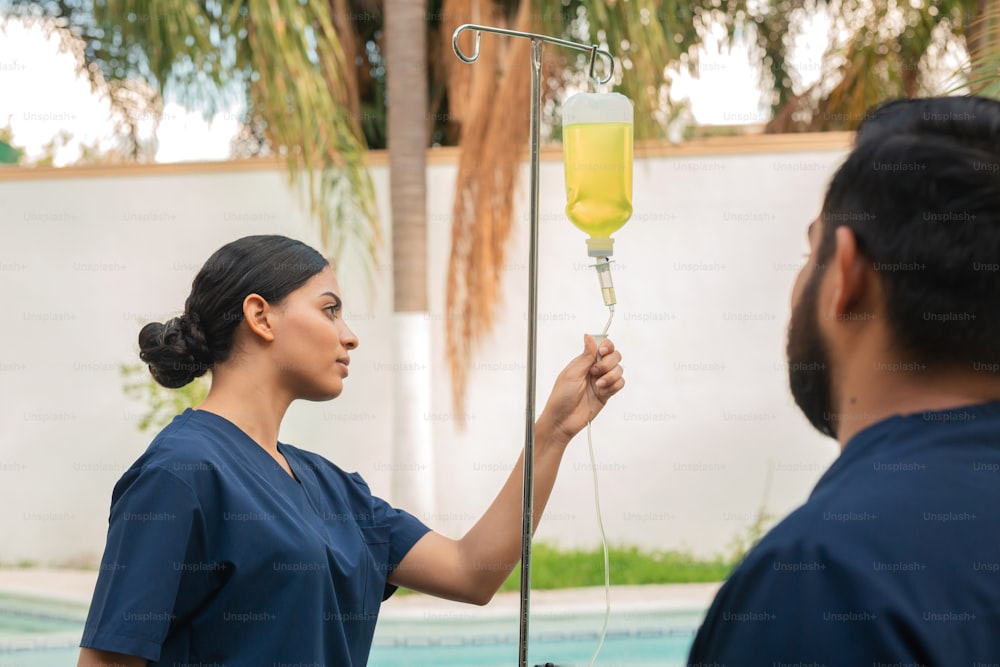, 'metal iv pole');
451,24,615,667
